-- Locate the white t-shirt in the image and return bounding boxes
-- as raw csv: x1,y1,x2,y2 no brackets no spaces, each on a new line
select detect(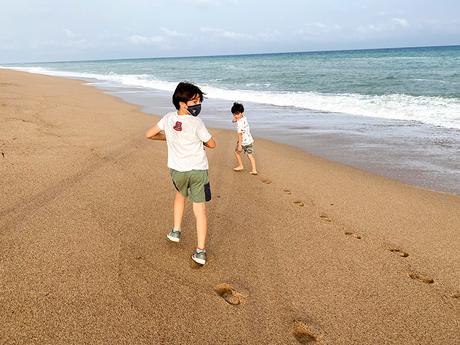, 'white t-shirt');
157,111,212,172
236,116,254,146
